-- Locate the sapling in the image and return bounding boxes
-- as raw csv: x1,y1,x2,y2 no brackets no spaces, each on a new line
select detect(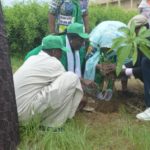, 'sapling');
111,21,150,76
